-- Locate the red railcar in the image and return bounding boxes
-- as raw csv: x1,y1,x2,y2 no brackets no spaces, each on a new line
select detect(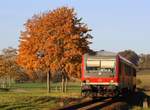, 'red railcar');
81,51,136,97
